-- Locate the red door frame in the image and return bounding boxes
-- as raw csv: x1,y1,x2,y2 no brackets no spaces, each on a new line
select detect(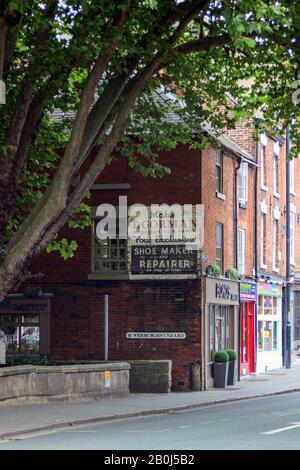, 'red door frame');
240,301,255,376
